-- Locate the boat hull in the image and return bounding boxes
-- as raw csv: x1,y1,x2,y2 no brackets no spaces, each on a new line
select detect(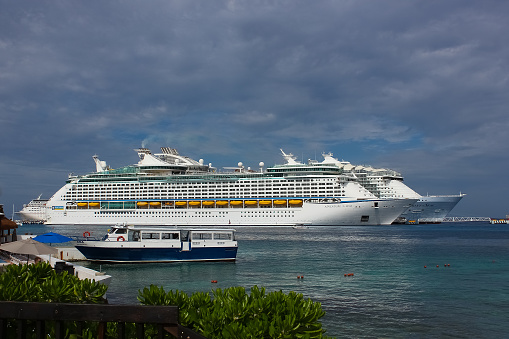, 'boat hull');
75,244,238,263
46,199,416,226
